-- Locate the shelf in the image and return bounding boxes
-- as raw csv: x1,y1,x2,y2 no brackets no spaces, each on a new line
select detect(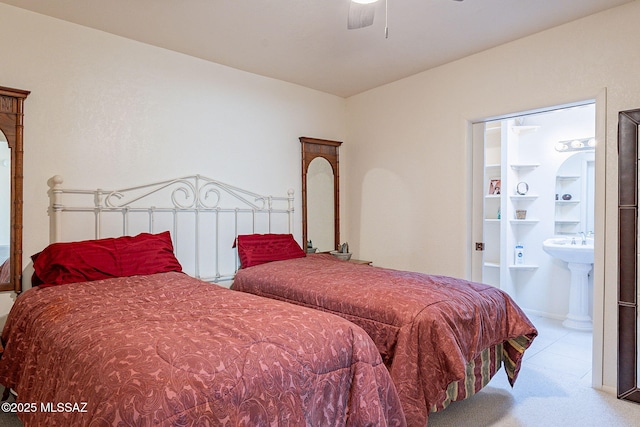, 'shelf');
483,262,500,268
510,125,540,135
485,163,501,169
510,163,540,170
509,264,539,271
556,200,580,204
485,194,501,199
509,219,539,224
557,175,579,181
510,194,538,201
487,217,542,223
555,220,580,225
